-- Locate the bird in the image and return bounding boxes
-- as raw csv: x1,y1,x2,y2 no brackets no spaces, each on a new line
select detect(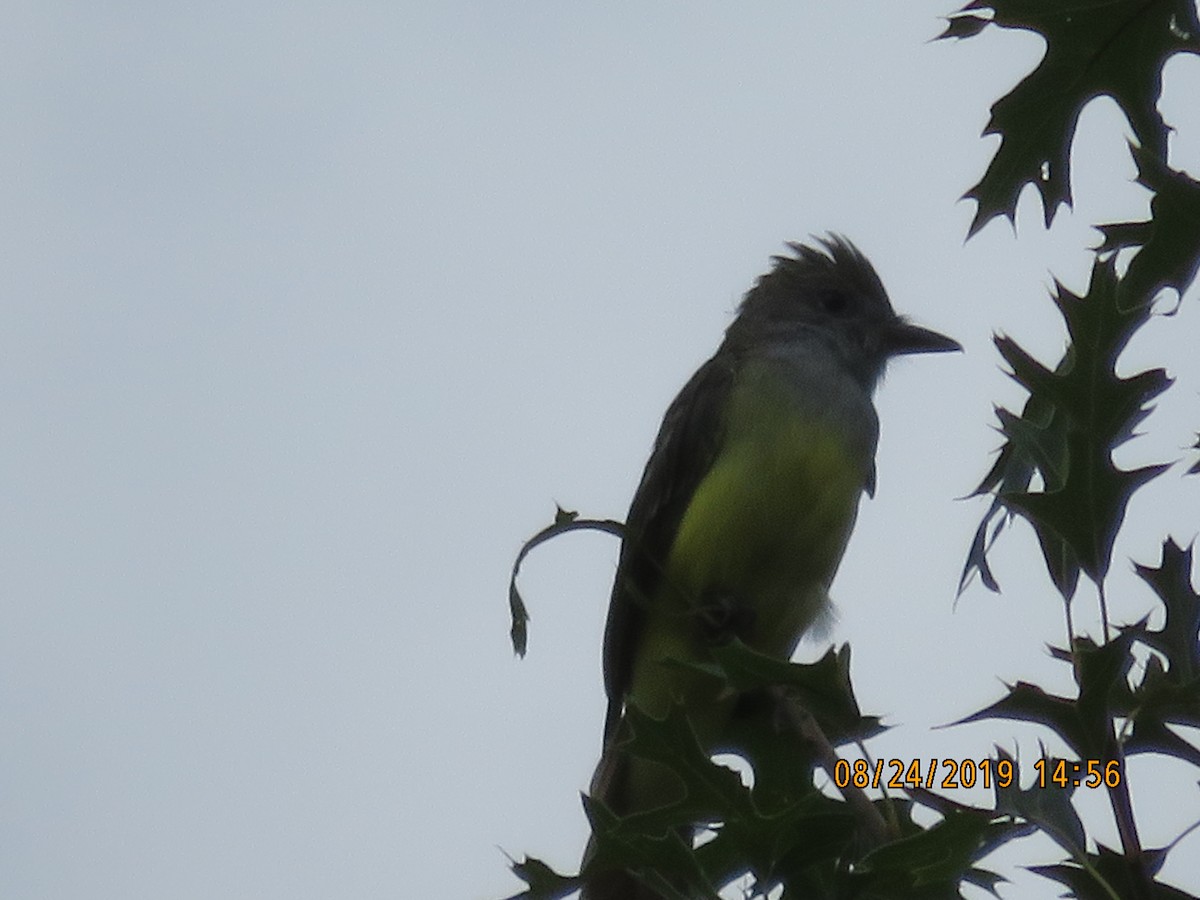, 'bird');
579,236,960,899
